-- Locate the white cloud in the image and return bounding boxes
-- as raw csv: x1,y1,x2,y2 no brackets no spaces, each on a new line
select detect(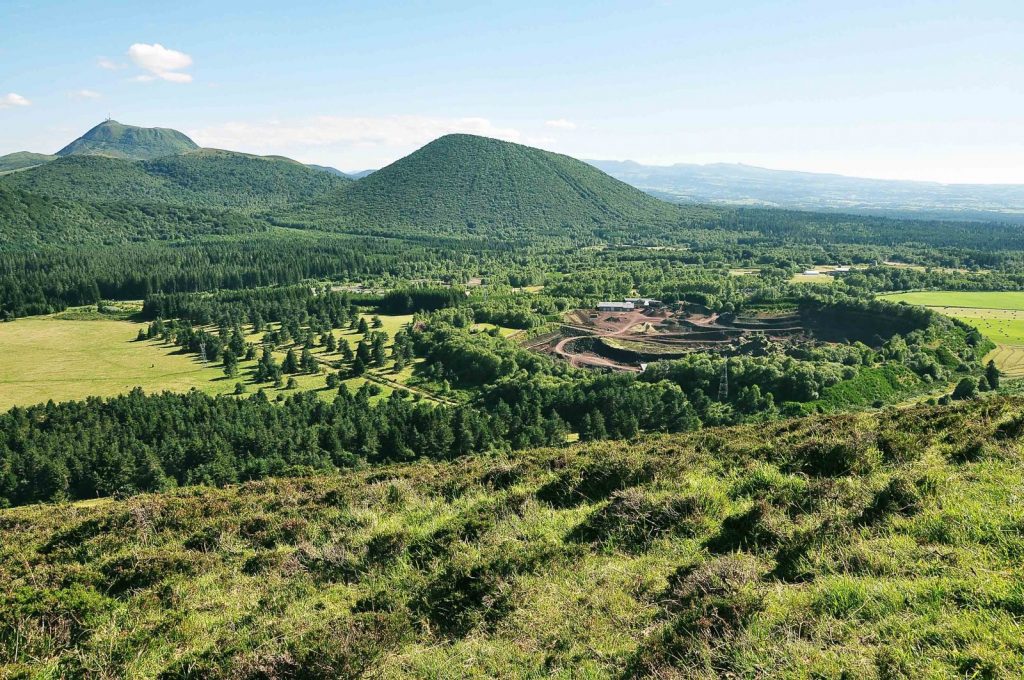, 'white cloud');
97,57,124,70
189,115,525,166
127,43,193,83
545,118,577,130
0,93,30,109
69,89,101,100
